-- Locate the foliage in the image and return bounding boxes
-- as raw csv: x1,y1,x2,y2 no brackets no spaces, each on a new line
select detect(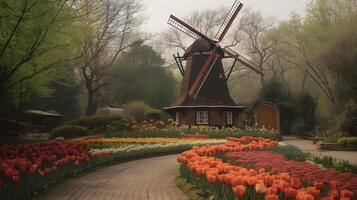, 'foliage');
0,119,32,137
123,101,151,122
306,153,357,174
103,43,177,109
337,137,357,146
29,71,81,121
67,115,132,132
267,145,308,162
258,79,296,134
50,125,91,139
0,0,81,120
146,109,163,121
176,176,207,200
340,101,357,136
295,93,316,133
257,79,317,135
